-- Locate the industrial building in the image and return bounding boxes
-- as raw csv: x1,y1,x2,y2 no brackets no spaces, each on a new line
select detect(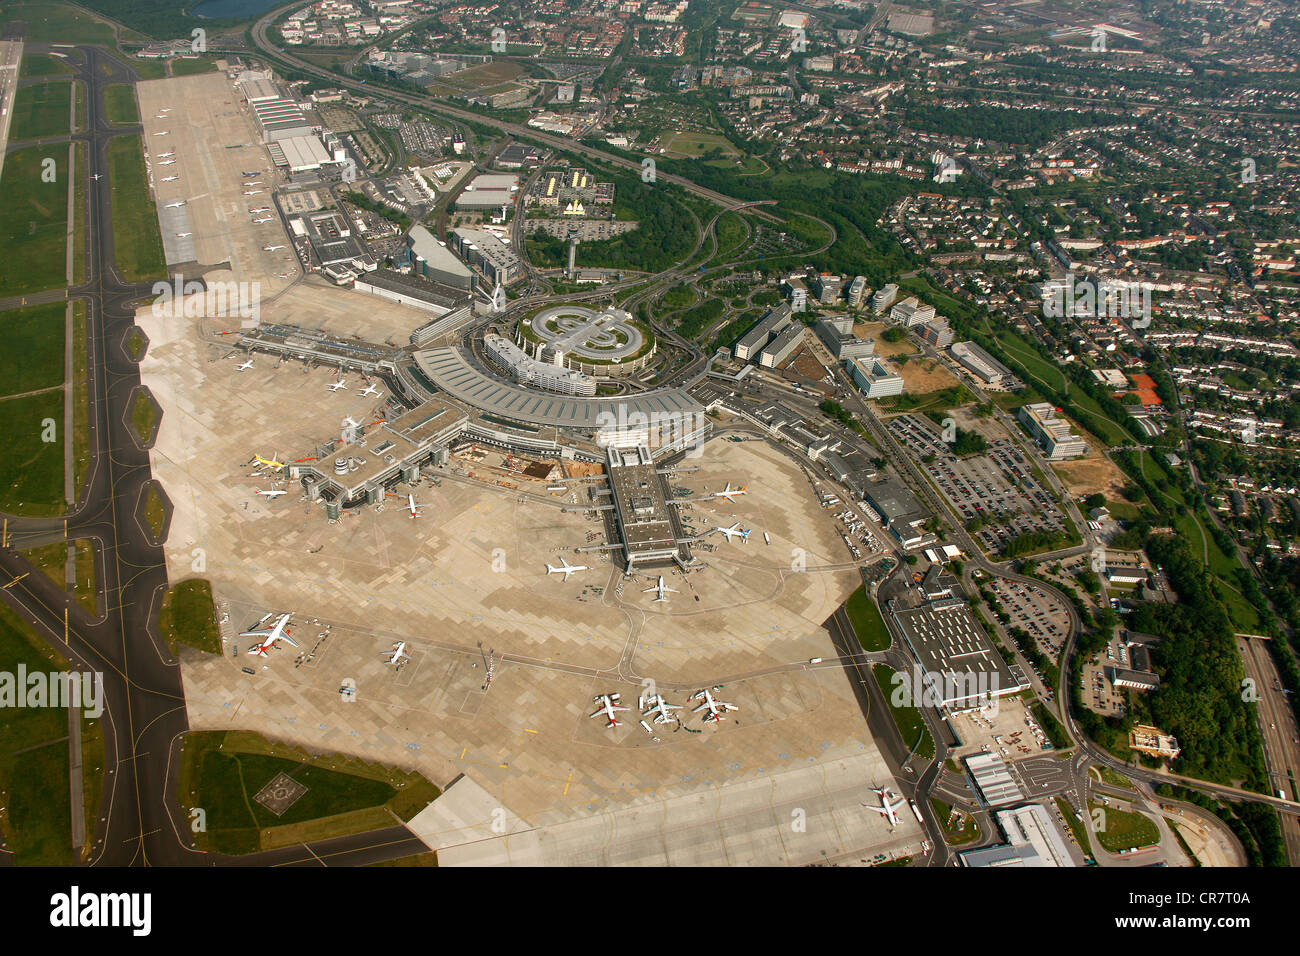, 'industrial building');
455,173,519,211
848,355,904,398
863,477,930,548
733,304,792,361
963,753,1025,807
1017,403,1087,460
292,211,377,278
353,270,472,317
449,227,523,287
249,96,318,143
960,804,1077,867
757,323,805,368
406,225,474,291
814,315,875,361
484,332,597,396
